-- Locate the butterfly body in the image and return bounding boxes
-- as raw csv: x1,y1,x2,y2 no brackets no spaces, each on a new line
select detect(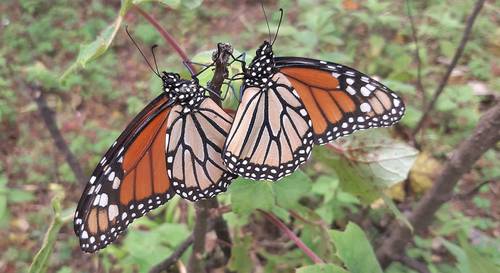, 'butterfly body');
223,41,405,181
